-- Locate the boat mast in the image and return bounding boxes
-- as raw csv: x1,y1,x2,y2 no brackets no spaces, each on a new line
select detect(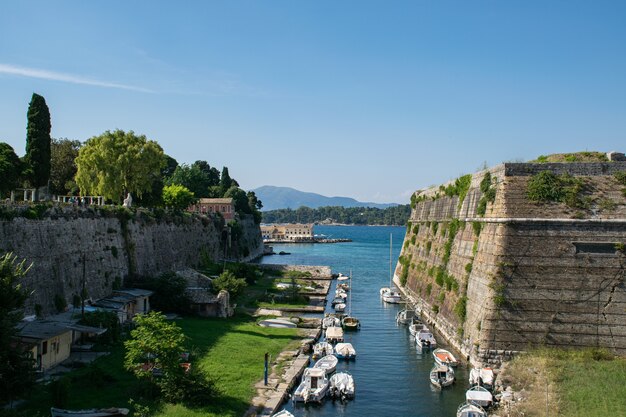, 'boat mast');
389,233,392,288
